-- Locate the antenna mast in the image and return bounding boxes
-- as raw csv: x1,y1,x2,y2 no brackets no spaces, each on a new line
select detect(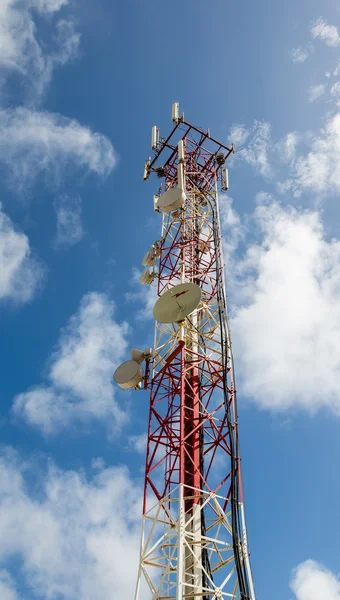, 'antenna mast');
115,103,256,600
